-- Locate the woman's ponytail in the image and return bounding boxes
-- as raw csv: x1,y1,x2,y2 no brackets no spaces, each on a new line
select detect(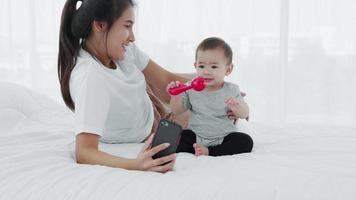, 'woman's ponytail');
57,0,81,111
57,0,134,111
